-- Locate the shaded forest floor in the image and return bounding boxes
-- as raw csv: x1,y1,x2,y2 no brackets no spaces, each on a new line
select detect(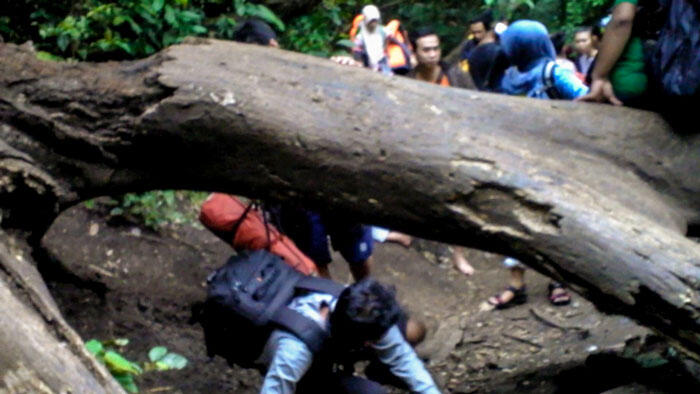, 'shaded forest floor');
40,204,699,393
